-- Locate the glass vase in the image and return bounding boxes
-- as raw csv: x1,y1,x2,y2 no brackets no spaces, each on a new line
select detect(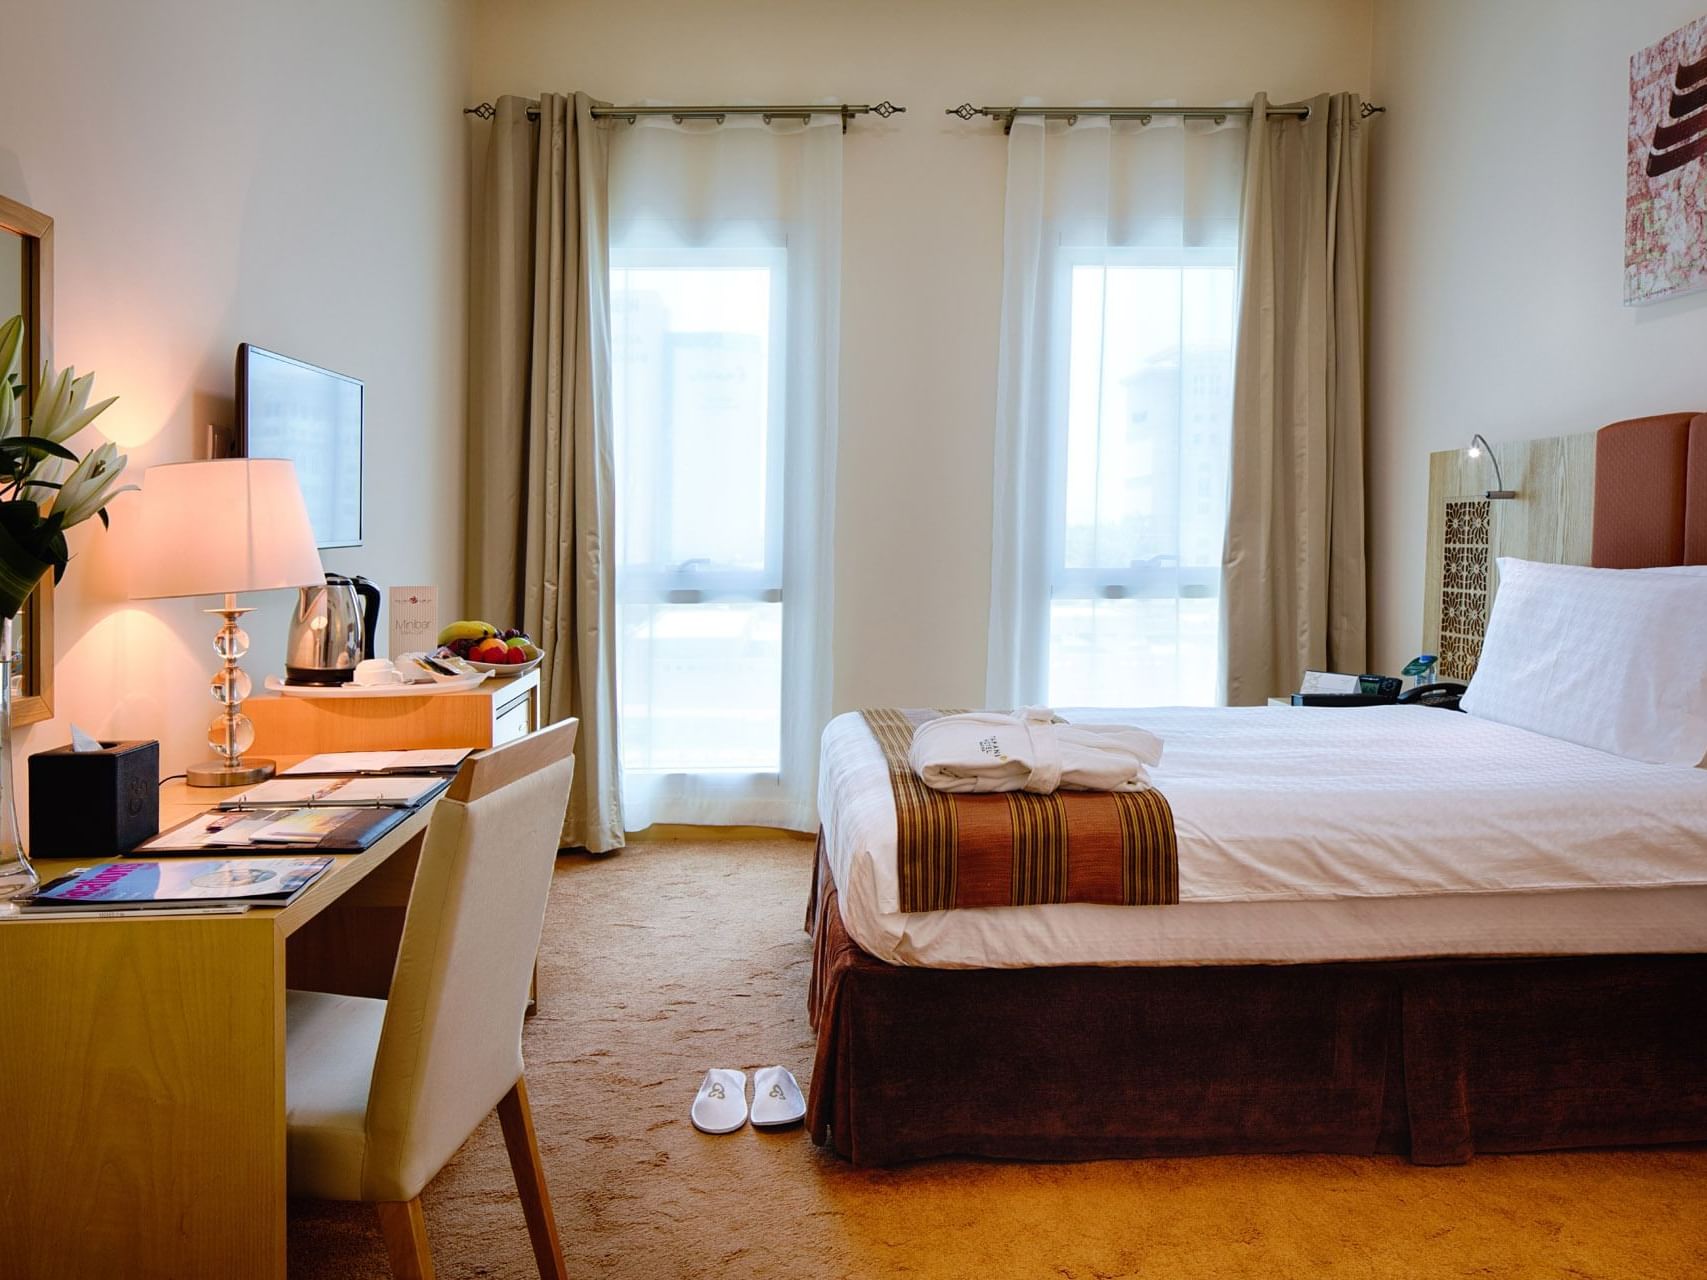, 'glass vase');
0,614,35,900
